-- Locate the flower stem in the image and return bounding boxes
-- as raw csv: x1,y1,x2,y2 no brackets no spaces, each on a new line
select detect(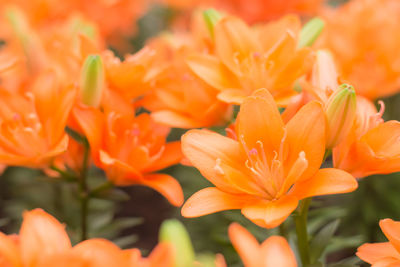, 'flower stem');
79,140,90,241
295,198,312,266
